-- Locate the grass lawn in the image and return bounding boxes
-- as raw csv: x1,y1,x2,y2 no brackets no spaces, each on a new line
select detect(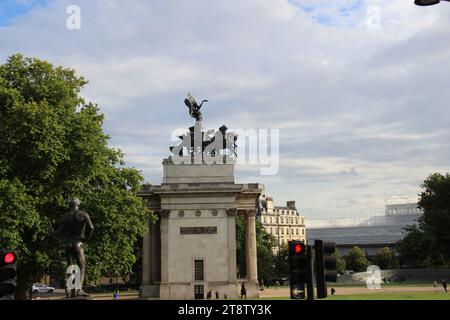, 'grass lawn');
261,292,450,300
324,292,450,300
330,282,432,288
